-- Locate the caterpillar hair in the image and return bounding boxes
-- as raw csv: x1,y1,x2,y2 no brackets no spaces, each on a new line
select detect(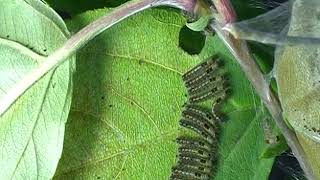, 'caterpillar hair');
184,66,221,89
189,84,227,104
172,106,219,180
187,74,224,95
182,107,218,133
182,57,219,83
184,104,221,125
184,65,222,91
182,56,228,104
176,136,212,152
176,155,214,169
170,55,229,180
171,165,211,179
179,118,217,144
212,88,229,106
177,152,213,168
178,145,213,159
